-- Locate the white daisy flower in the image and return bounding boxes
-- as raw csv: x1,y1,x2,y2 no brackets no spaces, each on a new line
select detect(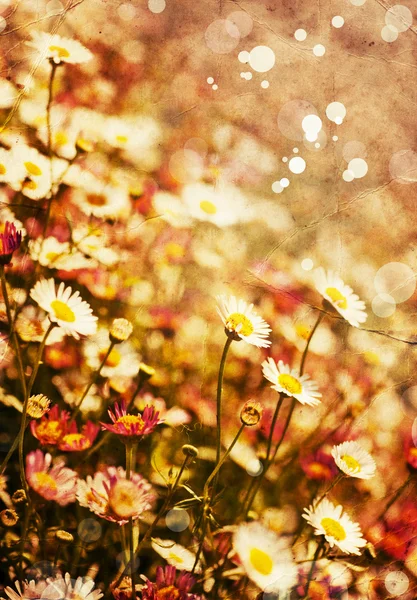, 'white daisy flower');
29,237,95,271
152,191,192,228
151,538,201,573
233,522,297,594
303,498,367,555
262,358,321,406
0,78,18,110
26,31,93,64
331,440,376,480
216,295,271,348
30,278,98,339
12,145,68,200
72,225,119,266
182,182,250,227
71,184,131,220
314,267,367,328
0,148,26,188
83,328,140,378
